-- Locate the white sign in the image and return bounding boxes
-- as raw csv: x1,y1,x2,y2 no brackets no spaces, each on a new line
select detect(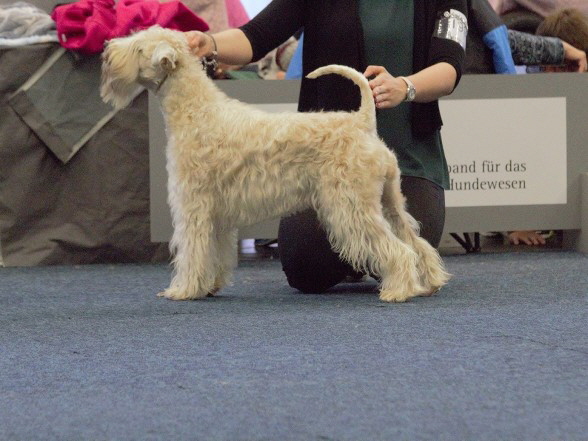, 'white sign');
440,97,567,207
